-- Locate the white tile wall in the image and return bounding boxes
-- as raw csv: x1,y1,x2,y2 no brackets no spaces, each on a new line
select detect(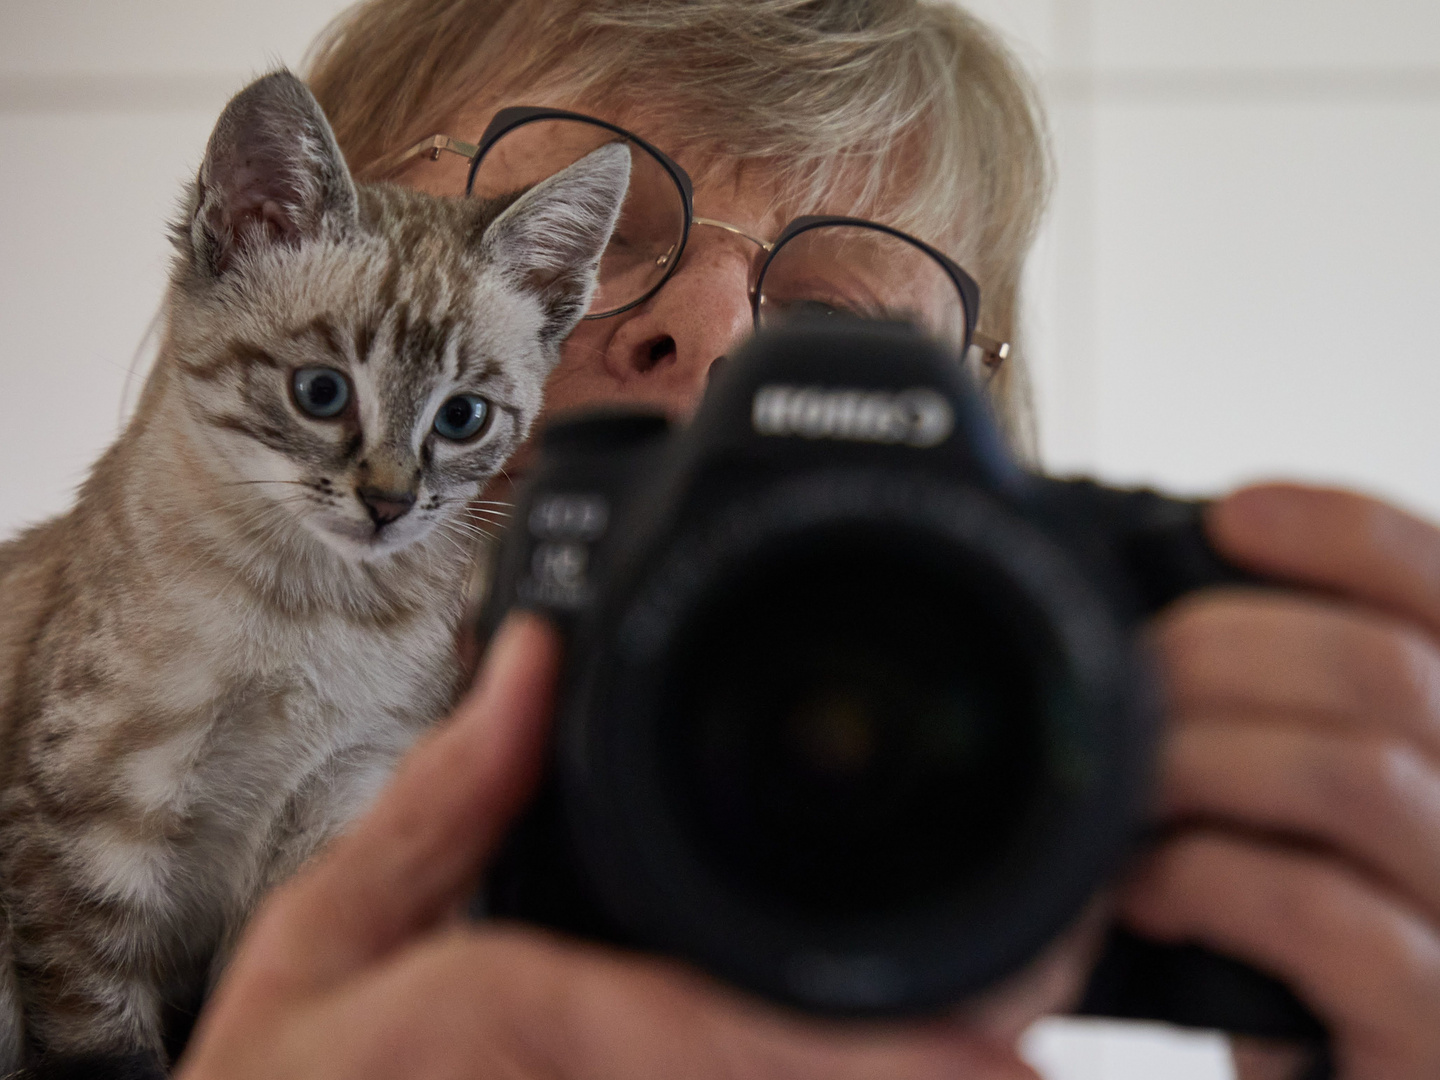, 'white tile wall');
1025,0,1440,523
1092,0,1440,72
1089,98,1440,512
0,1,342,76
1,2,1436,1077
0,109,219,529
